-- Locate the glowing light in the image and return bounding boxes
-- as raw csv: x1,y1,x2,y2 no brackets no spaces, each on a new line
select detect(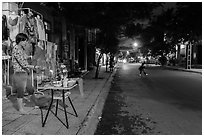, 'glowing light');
123,59,127,63
127,51,130,55
181,44,185,49
133,42,138,47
